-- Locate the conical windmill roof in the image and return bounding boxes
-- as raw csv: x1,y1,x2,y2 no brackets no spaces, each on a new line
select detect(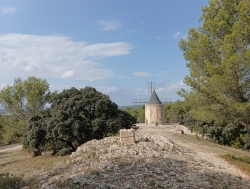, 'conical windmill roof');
147,90,162,104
